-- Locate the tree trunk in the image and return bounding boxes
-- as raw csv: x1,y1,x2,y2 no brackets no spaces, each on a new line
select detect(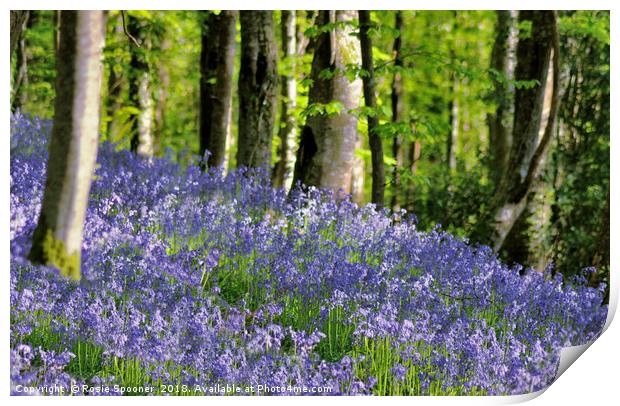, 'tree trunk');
199,11,237,168
292,11,362,197
488,11,516,187
447,15,459,173
53,10,60,54
10,11,29,60
128,15,154,157
237,11,278,169
359,10,385,208
29,11,105,281
11,11,30,112
490,11,560,254
106,13,124,141
273,10,298,189
390,11,405,211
